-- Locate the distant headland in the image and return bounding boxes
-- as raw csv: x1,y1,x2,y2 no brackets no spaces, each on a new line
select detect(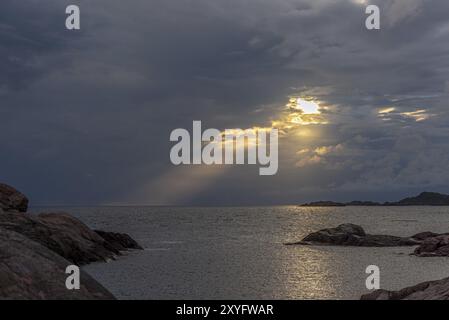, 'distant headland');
300,192,449,207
